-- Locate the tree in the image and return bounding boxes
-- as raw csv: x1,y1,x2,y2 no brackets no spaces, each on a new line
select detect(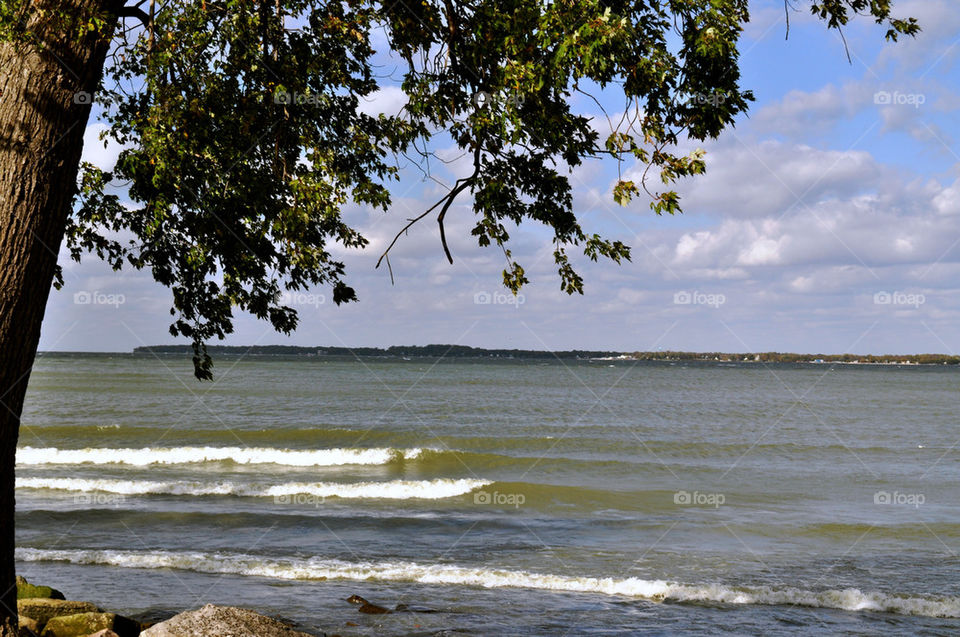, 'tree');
0,0,916,632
